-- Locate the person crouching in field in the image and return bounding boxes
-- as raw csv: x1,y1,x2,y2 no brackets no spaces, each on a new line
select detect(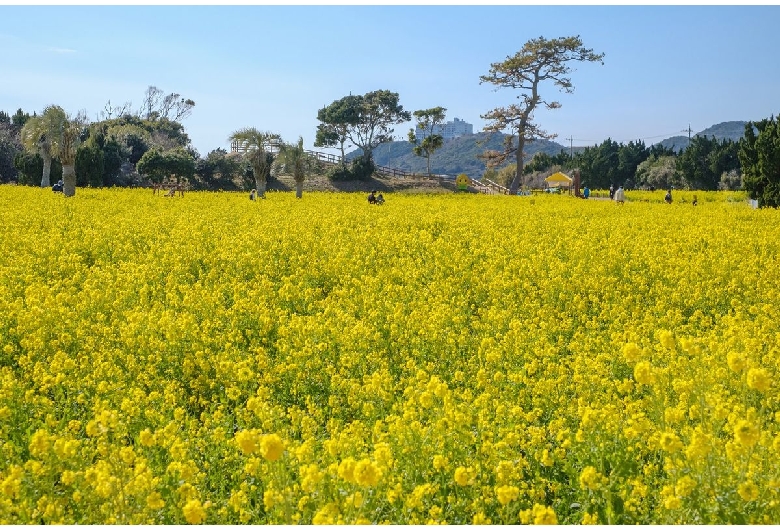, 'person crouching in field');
368,191,377,204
